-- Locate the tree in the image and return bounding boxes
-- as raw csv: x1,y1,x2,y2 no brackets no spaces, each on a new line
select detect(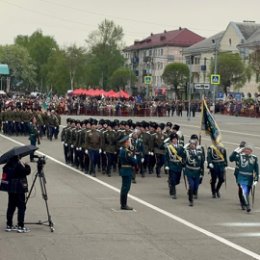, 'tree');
0,45,36,92
249,49,260,83
15,30,59,92
162,62,190,99
210,52,248,94
109,67,137,91
45,49,70,94
85,19,125,89
65,45,87,90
